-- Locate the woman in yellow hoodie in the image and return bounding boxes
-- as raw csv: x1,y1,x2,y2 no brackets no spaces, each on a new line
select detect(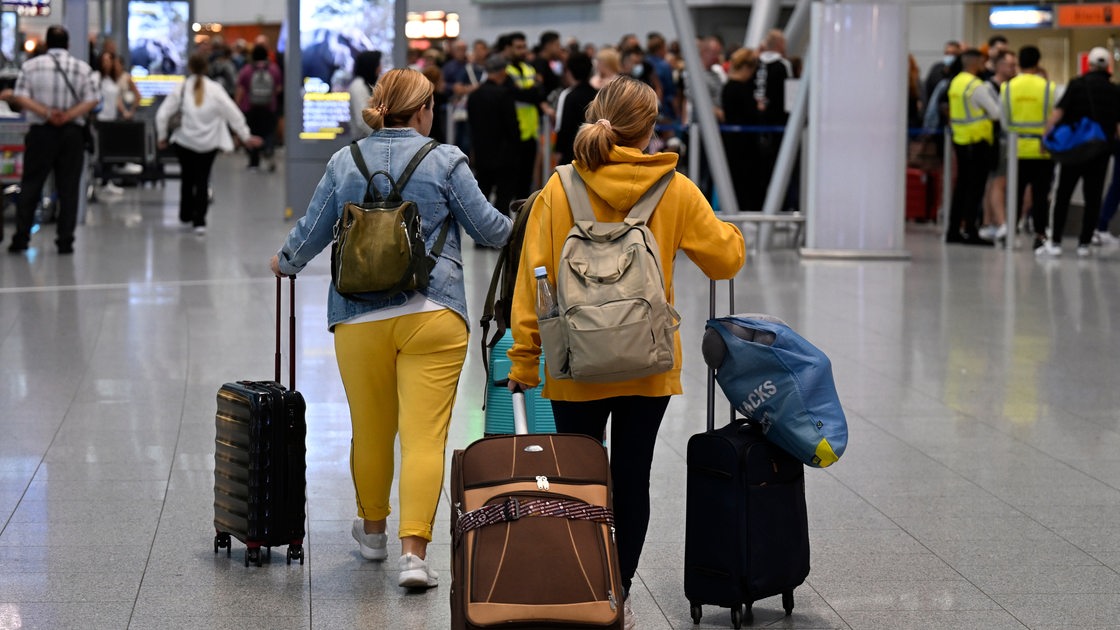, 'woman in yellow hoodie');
507,77,745,627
